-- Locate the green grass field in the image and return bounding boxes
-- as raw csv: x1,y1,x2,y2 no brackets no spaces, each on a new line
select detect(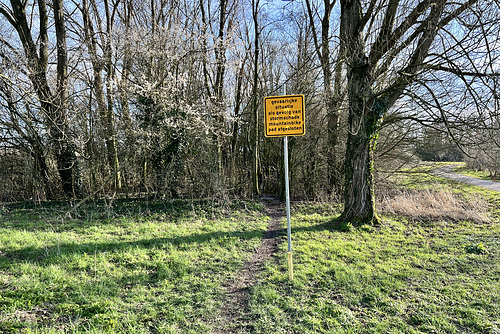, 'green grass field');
0,200,268,333
1,166,499,333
